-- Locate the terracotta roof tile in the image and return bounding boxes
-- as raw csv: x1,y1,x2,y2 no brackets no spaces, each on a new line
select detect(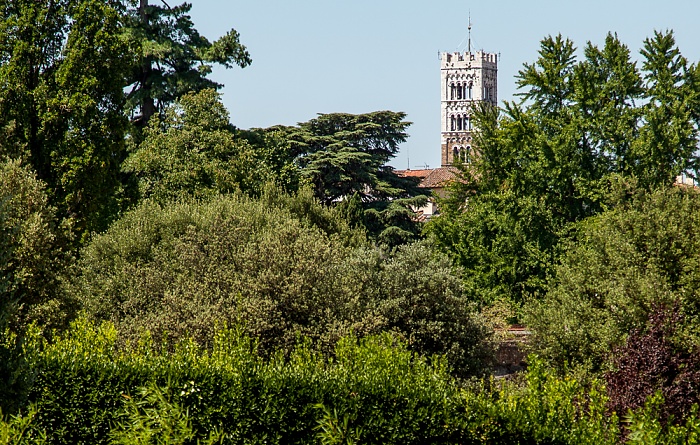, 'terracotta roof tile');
419,167,459,188
396,169,434,178
396,166,461,188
